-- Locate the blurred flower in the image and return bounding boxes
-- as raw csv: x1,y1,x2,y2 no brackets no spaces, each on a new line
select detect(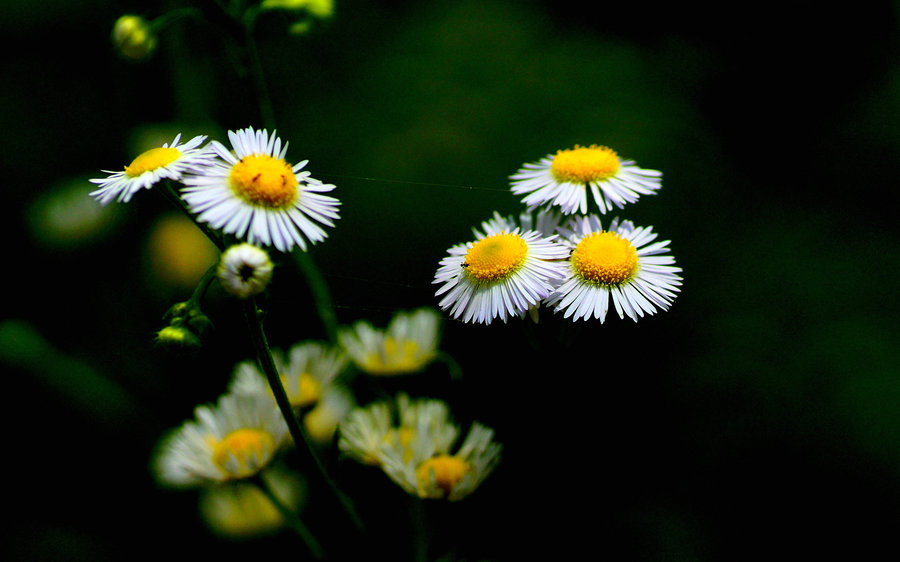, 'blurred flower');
90,134,213,205
510,144,661,215
199,465,305,539
112,15,157,61
303,384,354,445
338,308,441,375
28,177,120,248
339,394,500,501
230,341,347,411
548,215,682,322
147,212,219,291
433,214,568,324
217,243,274,299
153,393,289,487
182,127,340,252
